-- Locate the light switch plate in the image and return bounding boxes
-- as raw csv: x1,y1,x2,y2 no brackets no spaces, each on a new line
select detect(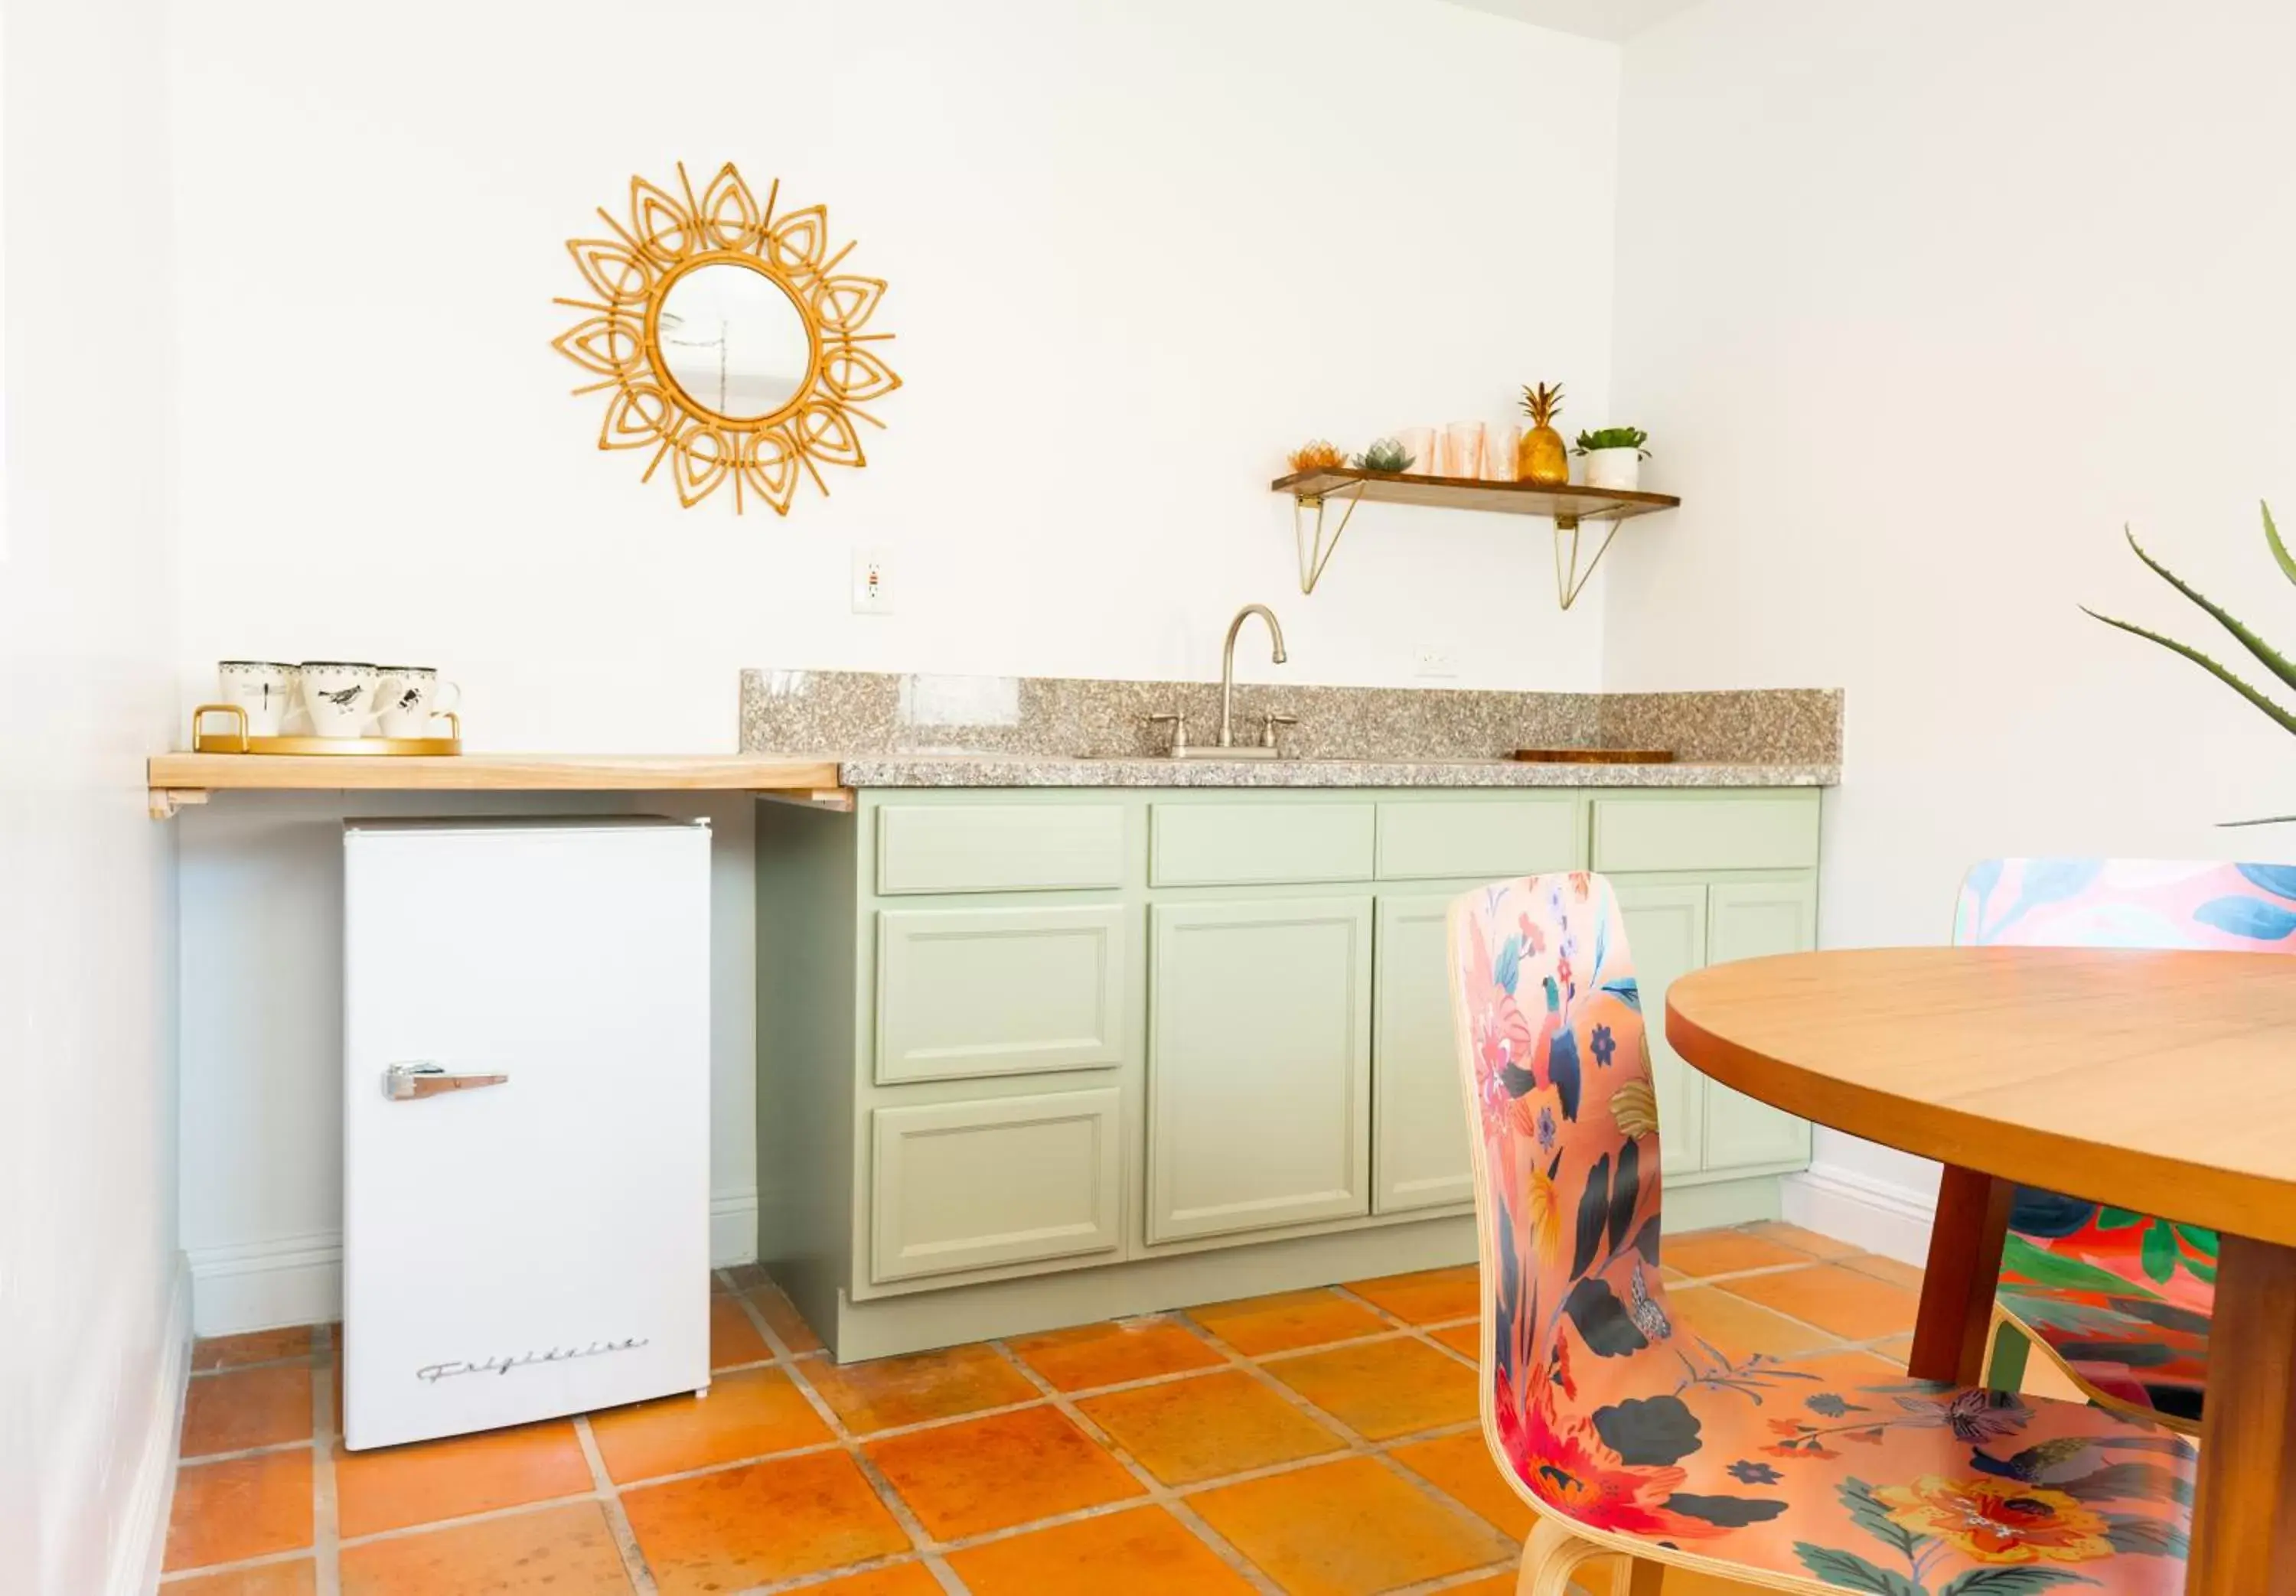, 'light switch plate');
851,548,894,615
